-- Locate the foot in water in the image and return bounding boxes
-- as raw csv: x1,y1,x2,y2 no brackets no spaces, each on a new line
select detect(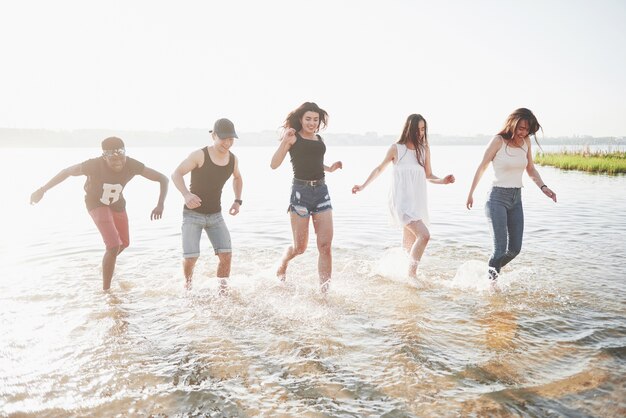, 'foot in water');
320,278,330,293
185,277,193,291
488,268,501,293
218,278,229,296
276,262,287,282
408,260,419,279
